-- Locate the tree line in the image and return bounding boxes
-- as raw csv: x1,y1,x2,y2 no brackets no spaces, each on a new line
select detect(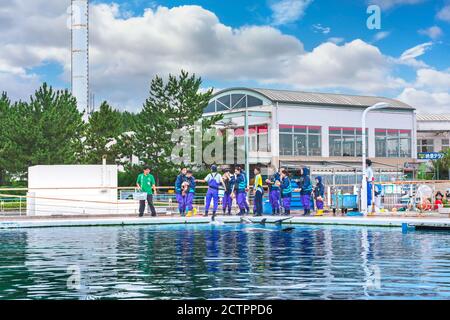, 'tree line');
0,71,222,187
